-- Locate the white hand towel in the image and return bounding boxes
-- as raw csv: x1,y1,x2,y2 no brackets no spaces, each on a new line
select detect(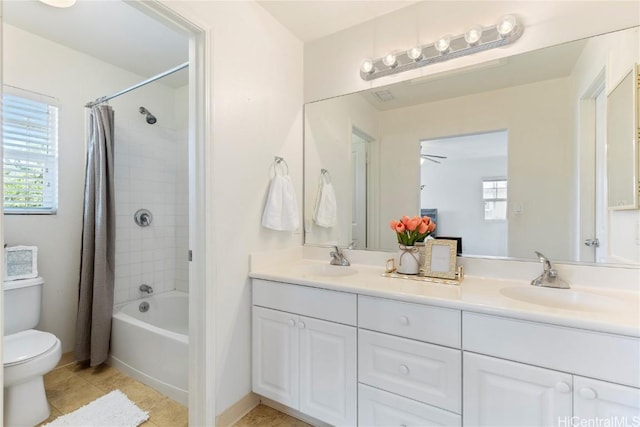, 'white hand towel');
313,181,337,228
262,174,300,231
